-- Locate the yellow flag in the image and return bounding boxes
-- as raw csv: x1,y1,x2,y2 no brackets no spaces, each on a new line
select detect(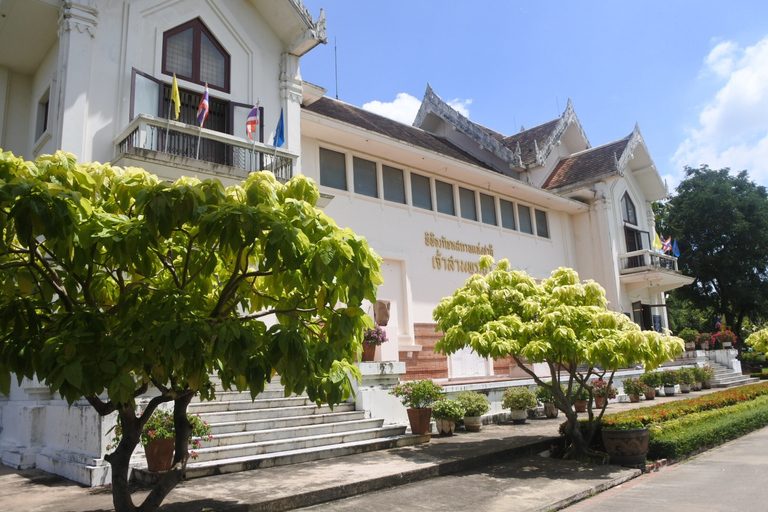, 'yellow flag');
652,231,663,250
171,74,181,120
